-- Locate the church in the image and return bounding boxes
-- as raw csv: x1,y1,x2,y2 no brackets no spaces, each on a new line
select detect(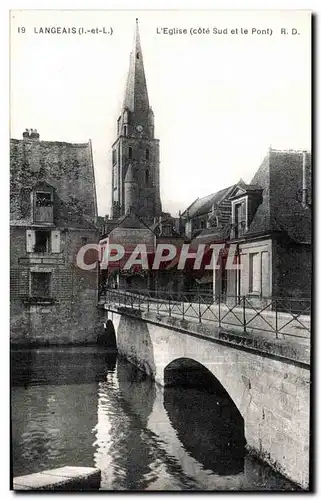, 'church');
110,19,162,223
100,19,185,293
